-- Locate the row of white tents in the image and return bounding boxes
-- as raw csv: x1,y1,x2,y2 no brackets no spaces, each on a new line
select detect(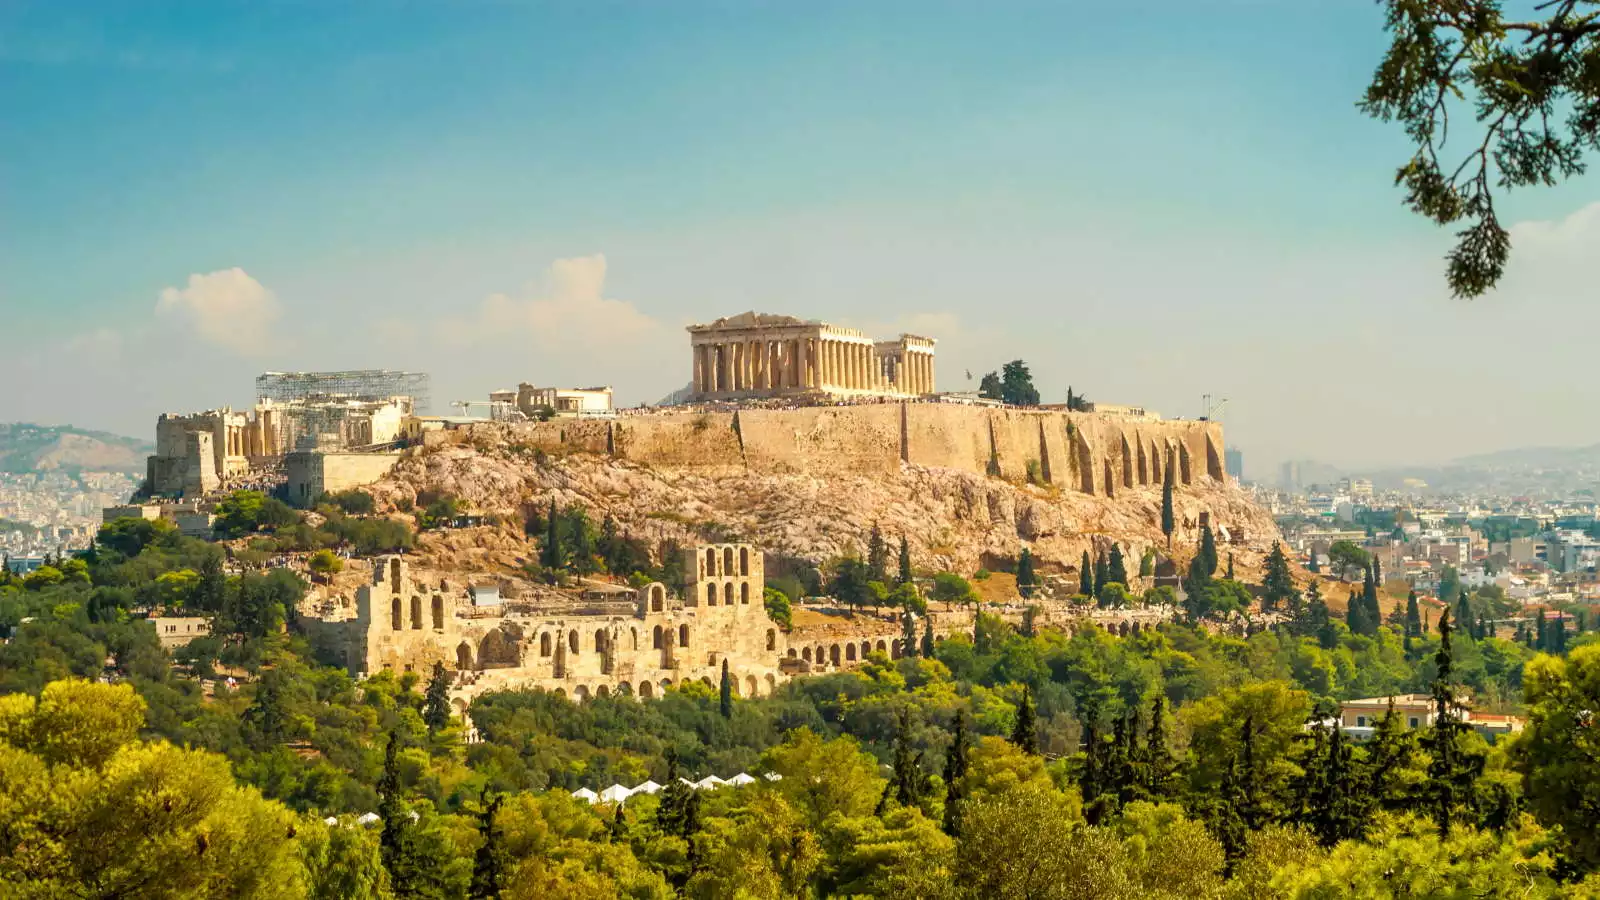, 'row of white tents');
571,772,780,805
